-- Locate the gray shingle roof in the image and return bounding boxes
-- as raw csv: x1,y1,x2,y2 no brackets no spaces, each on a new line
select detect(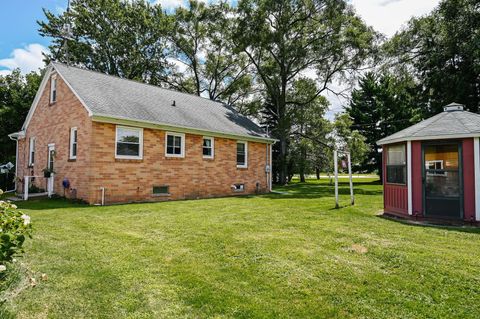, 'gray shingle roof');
377,103,480,145
52,62,271,141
